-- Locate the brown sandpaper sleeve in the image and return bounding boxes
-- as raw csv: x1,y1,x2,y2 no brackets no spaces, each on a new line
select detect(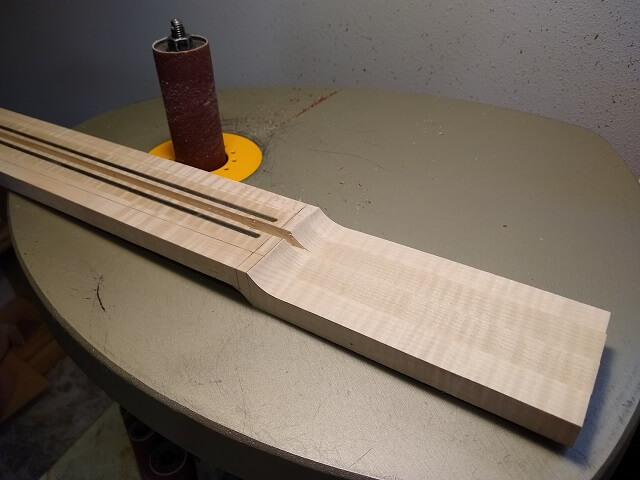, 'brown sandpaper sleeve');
152,36,227,171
